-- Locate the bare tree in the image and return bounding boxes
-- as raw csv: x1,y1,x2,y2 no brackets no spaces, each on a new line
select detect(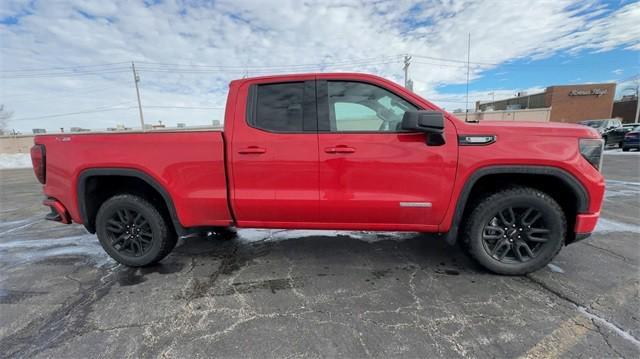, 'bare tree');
0,104,13,135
